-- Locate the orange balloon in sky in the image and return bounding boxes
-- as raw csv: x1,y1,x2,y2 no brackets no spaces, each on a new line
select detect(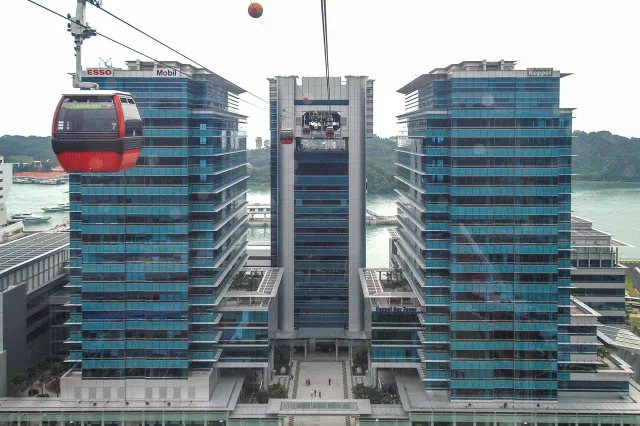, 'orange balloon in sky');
248,3,263,18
